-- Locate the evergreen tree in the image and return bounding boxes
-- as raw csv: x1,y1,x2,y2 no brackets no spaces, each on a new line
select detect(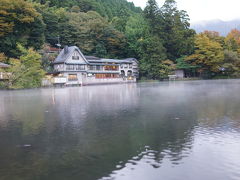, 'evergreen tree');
144,0,163,36
125,14,149,58
139,35,171,79
160,0,195,60
95,43,107,57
